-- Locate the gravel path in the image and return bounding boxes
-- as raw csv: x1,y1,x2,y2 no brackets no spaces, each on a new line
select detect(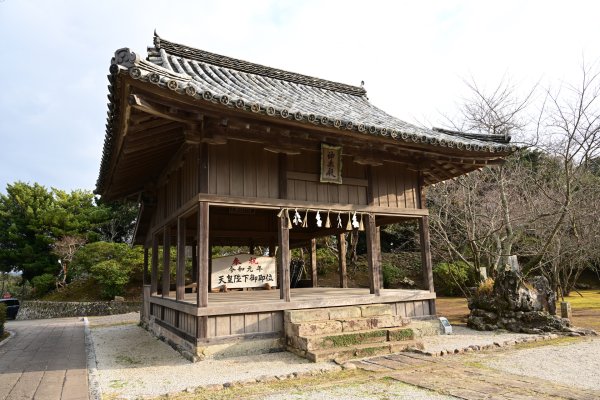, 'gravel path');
420,325,546,354
484,337,600,391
